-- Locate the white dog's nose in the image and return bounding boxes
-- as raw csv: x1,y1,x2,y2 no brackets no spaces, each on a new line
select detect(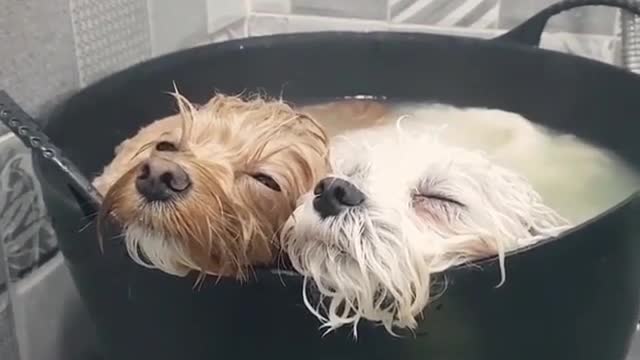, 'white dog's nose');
313,177,365,218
